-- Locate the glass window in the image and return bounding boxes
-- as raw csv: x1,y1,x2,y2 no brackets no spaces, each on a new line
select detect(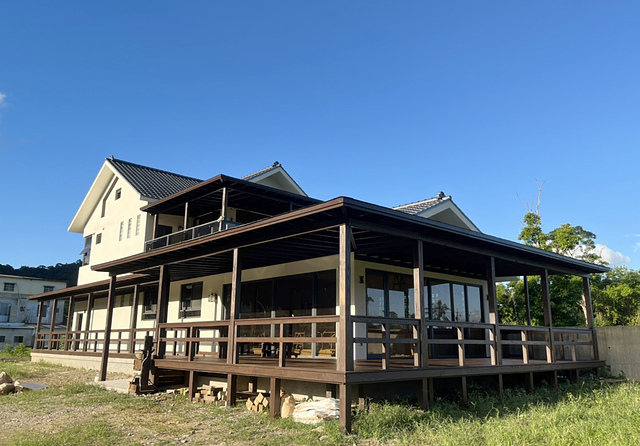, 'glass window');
13,336,23,343
119,222,124,241
142,287,158,320
0,336,5,343
96,233,102,244
180,282,202,318
467,285,483,323
430,282,451,321
453,283,466,322
127,218,132,239
388,273,413,319
365,272,385,317
115,188,122,200
3,283,15,292
135,215,141,236
316,271,337,316
43,285,54,293
275,275,313,317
